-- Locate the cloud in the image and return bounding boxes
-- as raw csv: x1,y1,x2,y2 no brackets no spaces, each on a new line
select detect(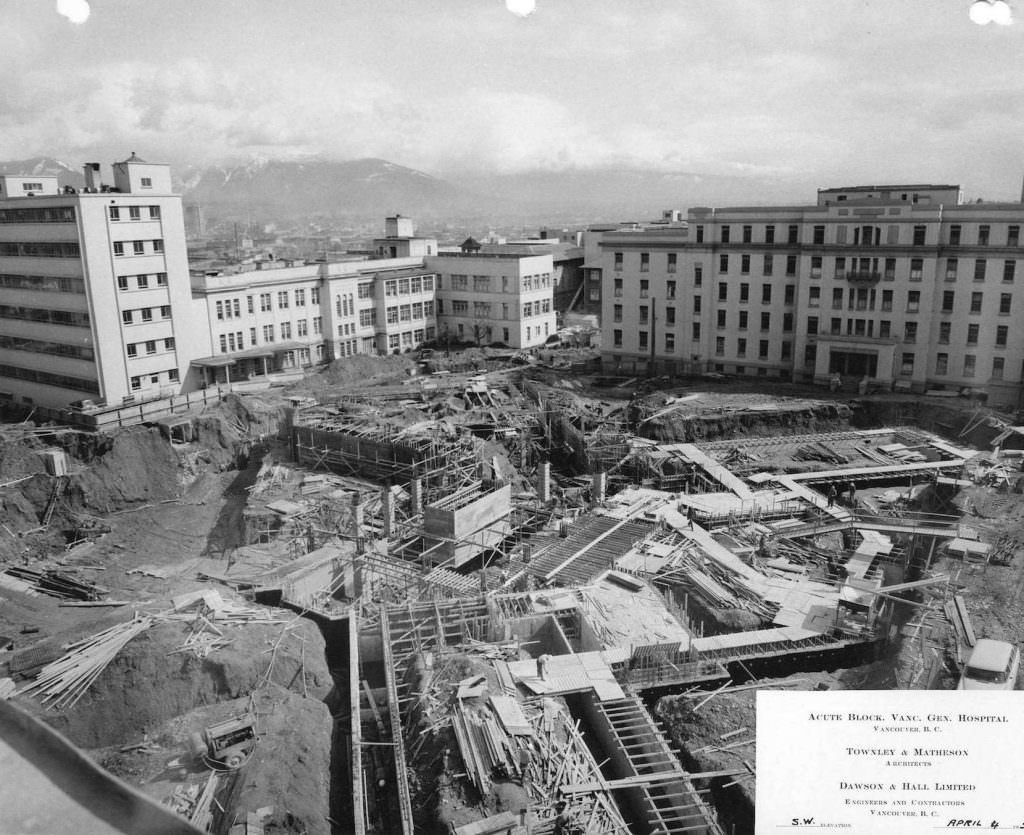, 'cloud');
56,0,90,25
